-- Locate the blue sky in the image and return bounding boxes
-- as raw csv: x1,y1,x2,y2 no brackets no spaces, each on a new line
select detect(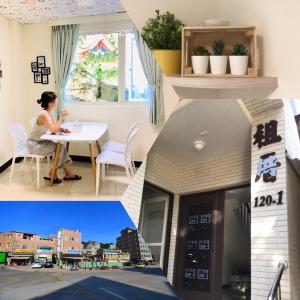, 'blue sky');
0,201,135,243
